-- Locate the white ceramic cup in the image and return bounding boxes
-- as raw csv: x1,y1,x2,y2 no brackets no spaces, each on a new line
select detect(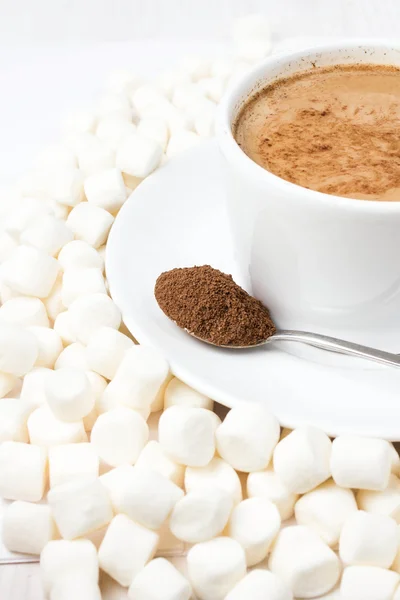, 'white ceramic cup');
217,41,400,351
